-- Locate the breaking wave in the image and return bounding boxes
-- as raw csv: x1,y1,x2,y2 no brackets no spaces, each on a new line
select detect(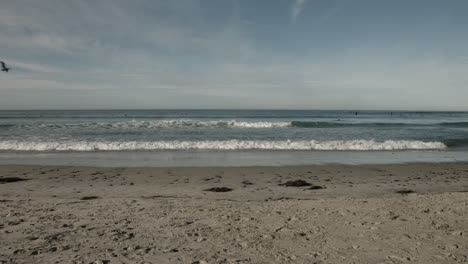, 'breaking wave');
0,140,447,151
10,120,290,129
4,120,468,130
